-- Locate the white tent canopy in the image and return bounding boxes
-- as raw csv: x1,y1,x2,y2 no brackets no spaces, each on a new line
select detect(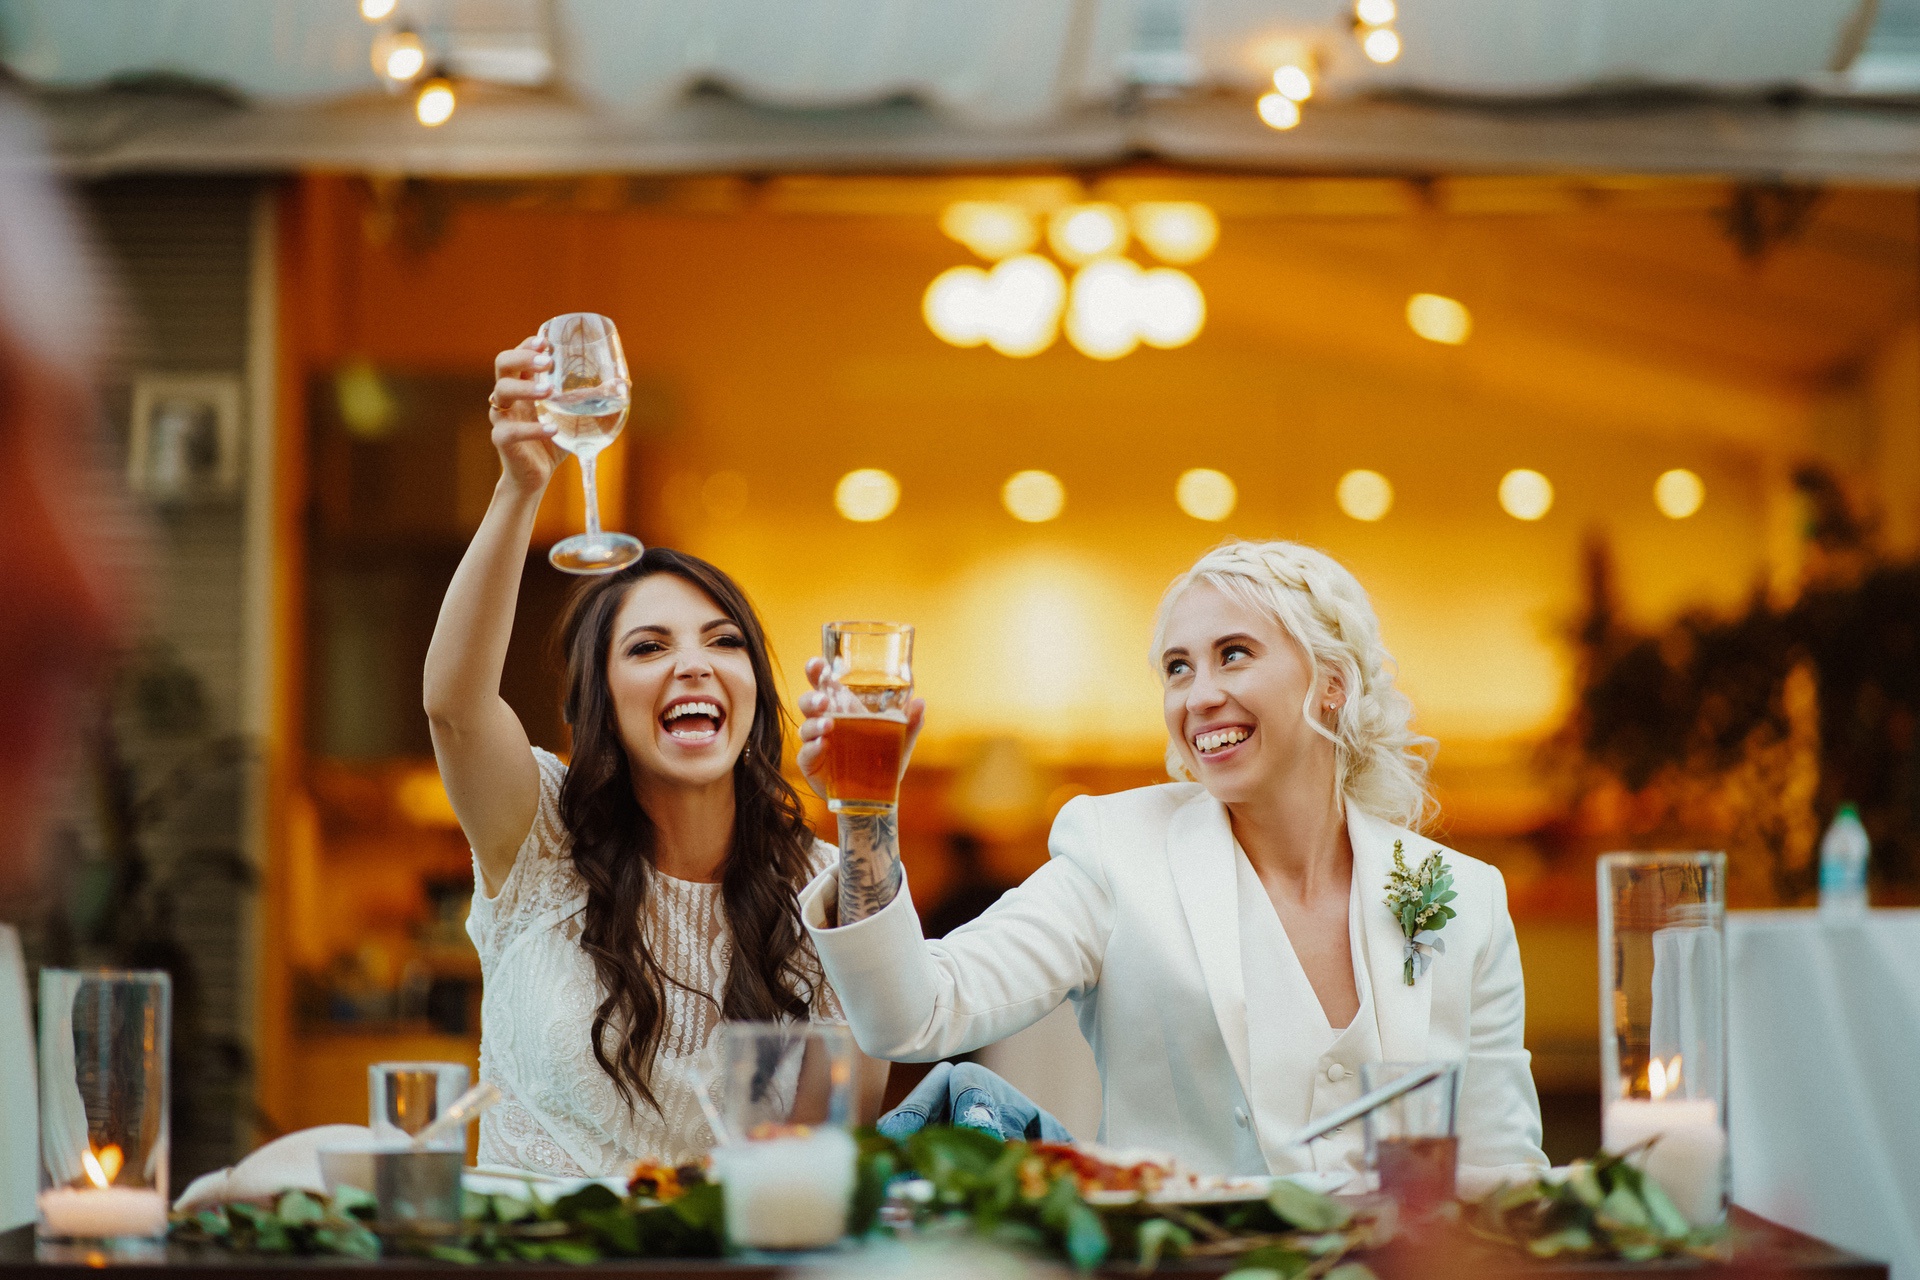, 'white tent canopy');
6,0,1920,178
